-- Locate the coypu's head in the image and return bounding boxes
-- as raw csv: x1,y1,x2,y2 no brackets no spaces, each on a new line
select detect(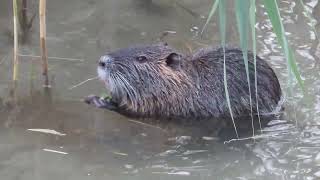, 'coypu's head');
97,43,192,112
